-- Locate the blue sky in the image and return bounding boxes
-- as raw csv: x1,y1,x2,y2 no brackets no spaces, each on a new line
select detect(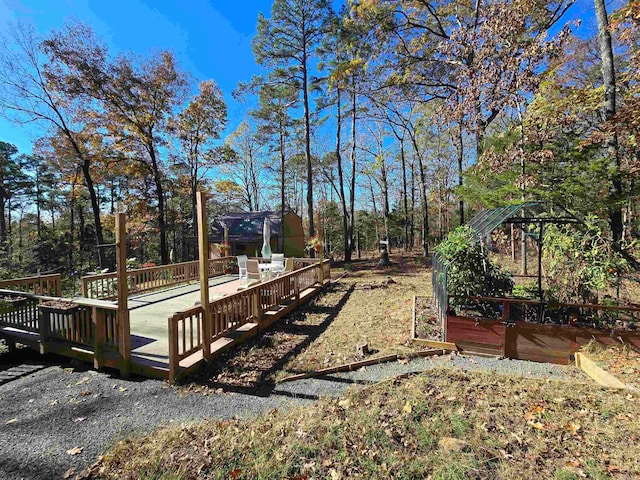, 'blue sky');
0,0,272,153
0,0,611,155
